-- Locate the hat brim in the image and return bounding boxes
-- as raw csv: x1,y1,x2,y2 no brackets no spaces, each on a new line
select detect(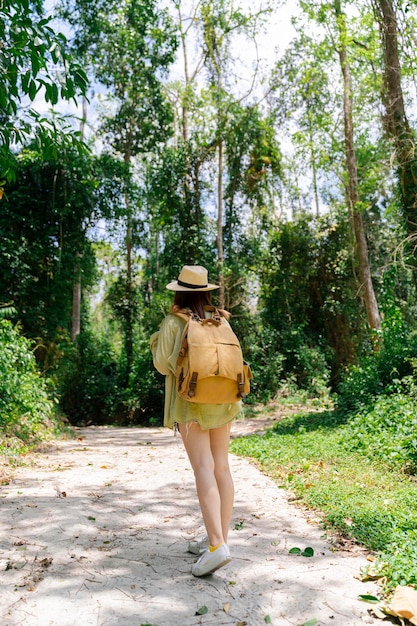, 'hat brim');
166,281,219,292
